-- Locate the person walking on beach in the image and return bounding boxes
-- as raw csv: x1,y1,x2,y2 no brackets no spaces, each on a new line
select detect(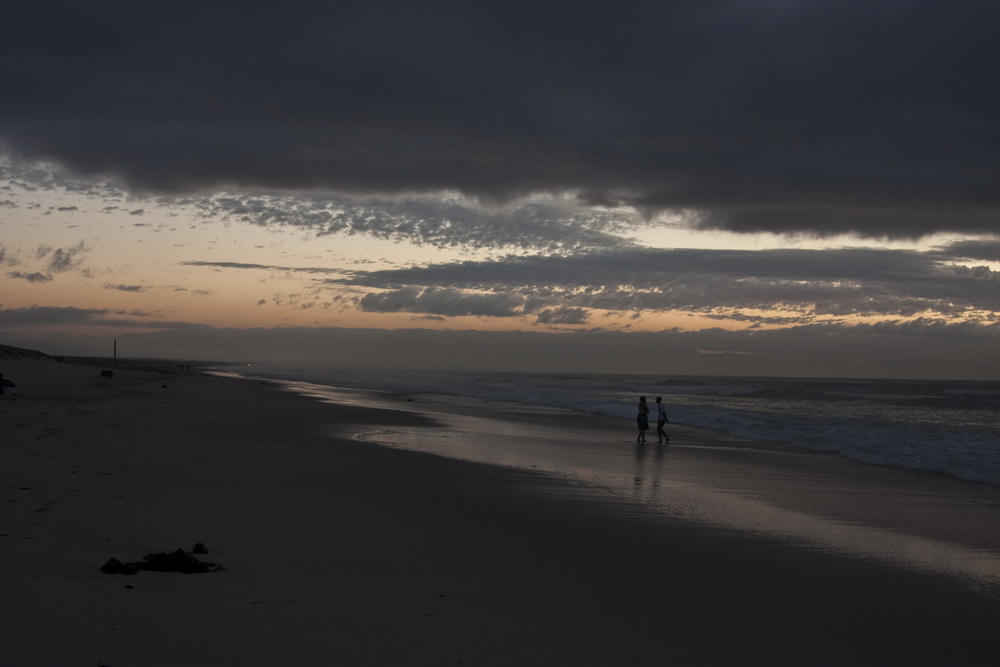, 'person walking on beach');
636,396,650,443
655,396,670,444
0,372,15,397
